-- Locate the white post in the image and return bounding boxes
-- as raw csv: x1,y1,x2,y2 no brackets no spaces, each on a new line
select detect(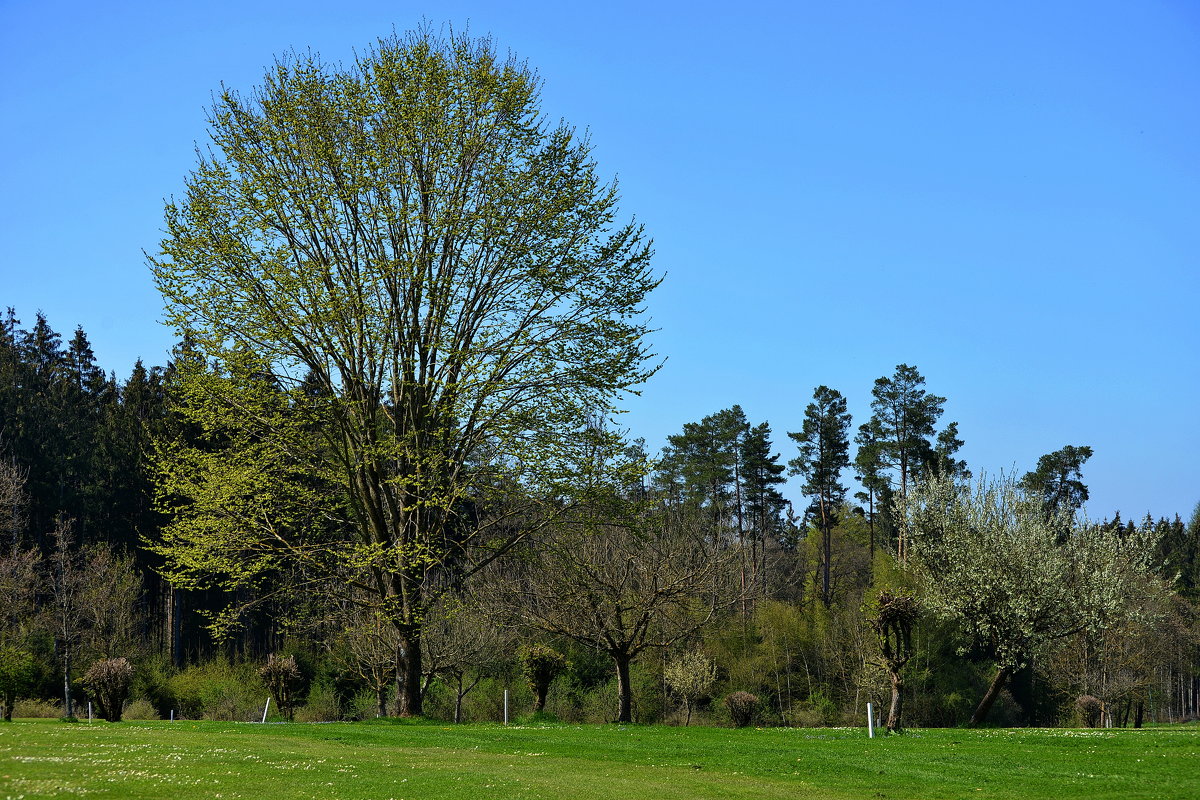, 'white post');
261,696,271,724
88,701,93,723
170,709,175,722
867,702,874,738
504,689,509,725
